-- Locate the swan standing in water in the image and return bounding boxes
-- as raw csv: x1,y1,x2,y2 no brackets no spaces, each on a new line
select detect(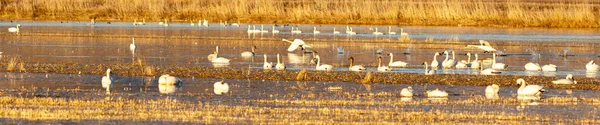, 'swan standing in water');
372,28,383,35
426,89,448,98
541,64,557,72
492,53,507,69
400,28,409,37
524,62,541,71
387,26,396,35
158,74,183,85
313,27,320,34
101,69,114,91
552,74,577,85
423,62,435,75
348,57,366,71
240,46,257,57
129,38,137,52
263,54,273,69
441,51,456,68
207,46,219,61
431,52,441,68
388,53,408,67
586,60,599,72
470,54,480,69
8,24,20,34
314,55,333,71
400,86,414,97
377,57,392,72
275,54,286,70
516,78,545,96
213,80,229,95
